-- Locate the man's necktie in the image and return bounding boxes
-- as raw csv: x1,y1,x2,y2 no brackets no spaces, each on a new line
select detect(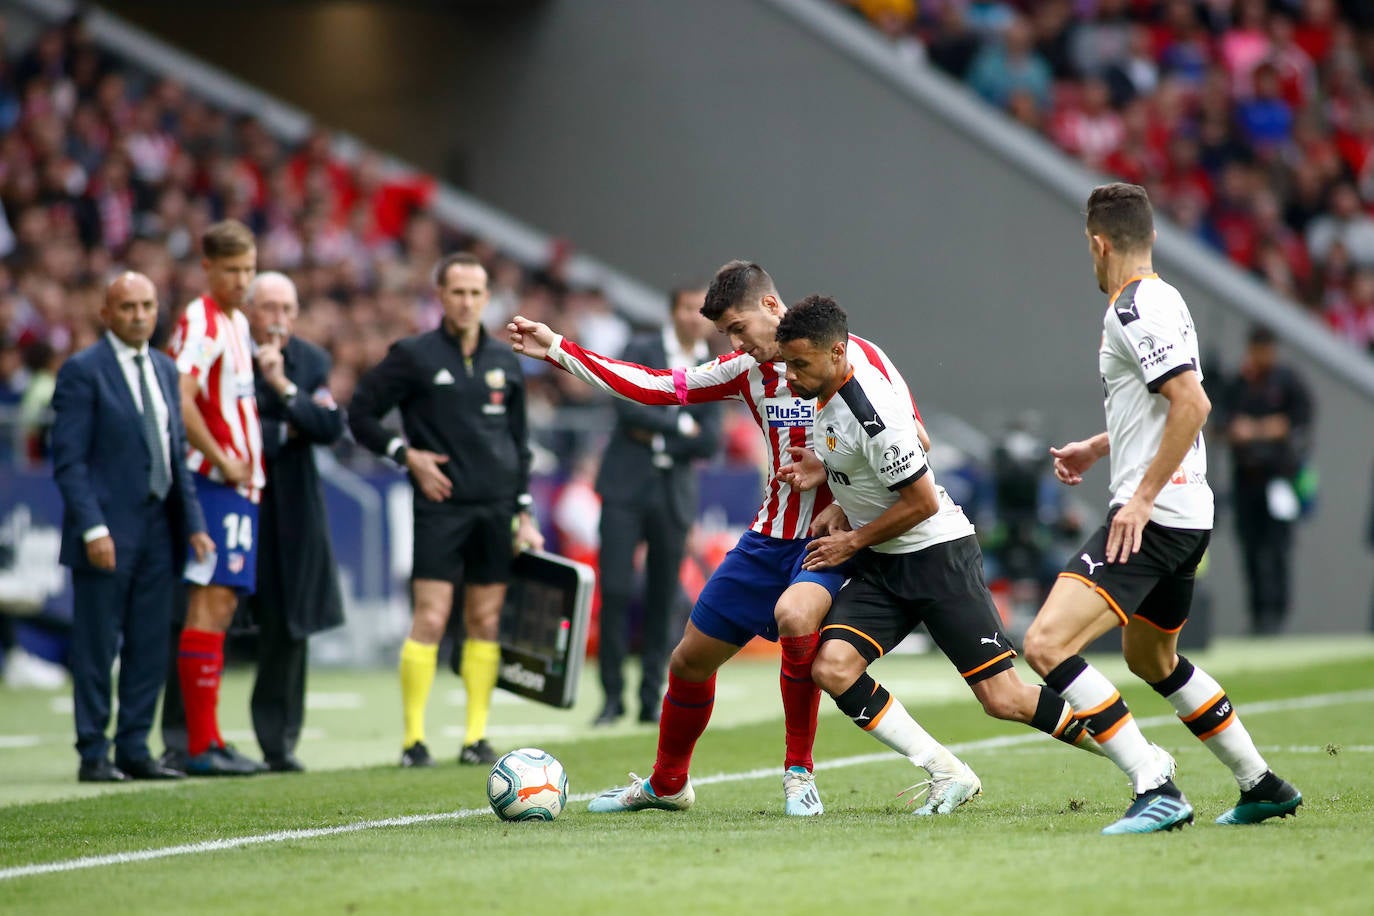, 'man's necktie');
133,354,171,500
